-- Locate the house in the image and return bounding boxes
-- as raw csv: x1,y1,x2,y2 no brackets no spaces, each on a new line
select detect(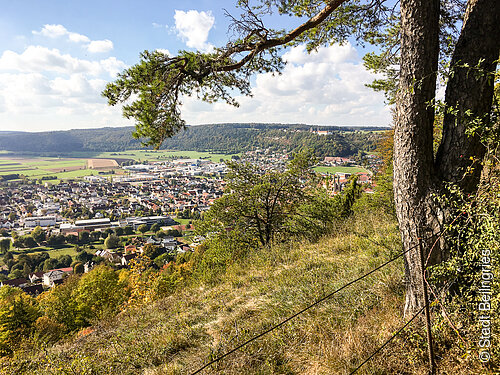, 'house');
42,267,73,287
28,271,45,284
84,261,95,273
97,249,122,264
122,253,137,266
43,270,64,287
1,278,29,288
